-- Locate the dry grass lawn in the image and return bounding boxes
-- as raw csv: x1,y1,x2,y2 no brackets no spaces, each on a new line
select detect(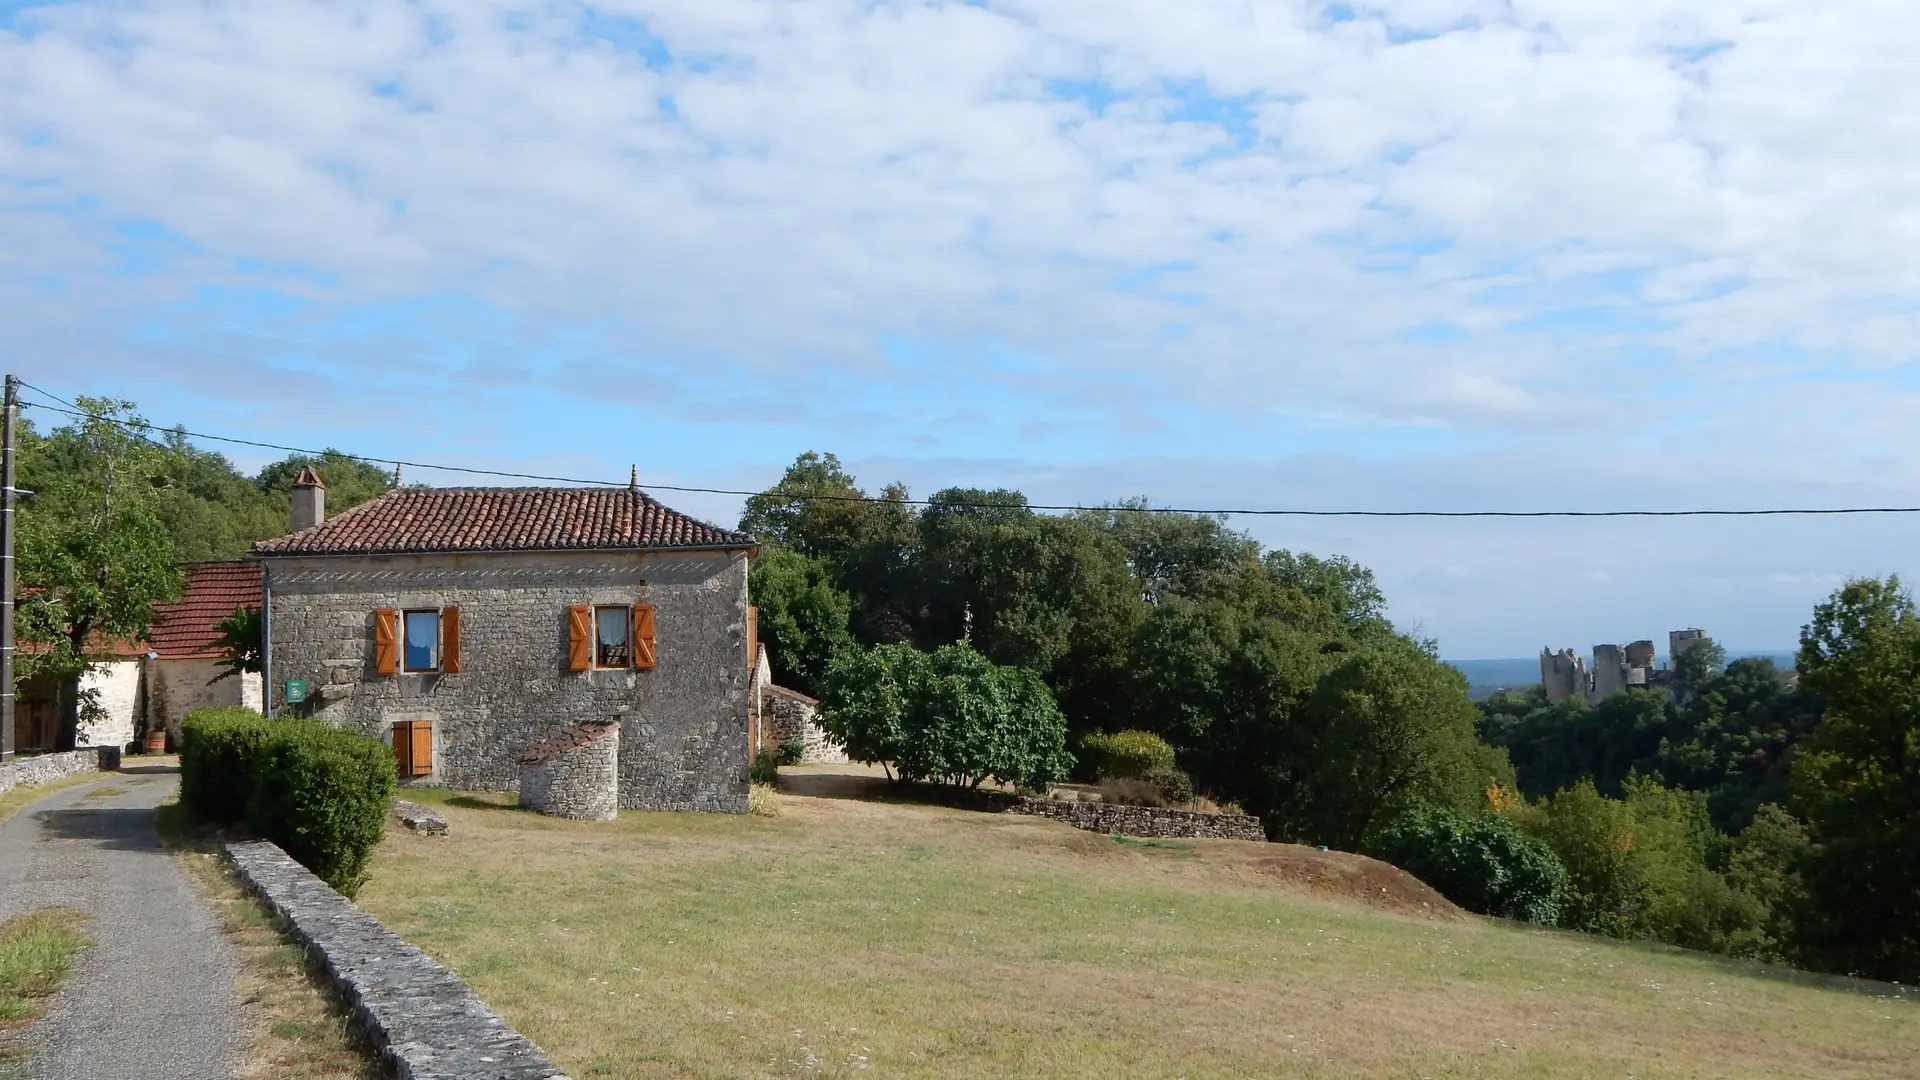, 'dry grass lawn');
357,780,1920,1080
